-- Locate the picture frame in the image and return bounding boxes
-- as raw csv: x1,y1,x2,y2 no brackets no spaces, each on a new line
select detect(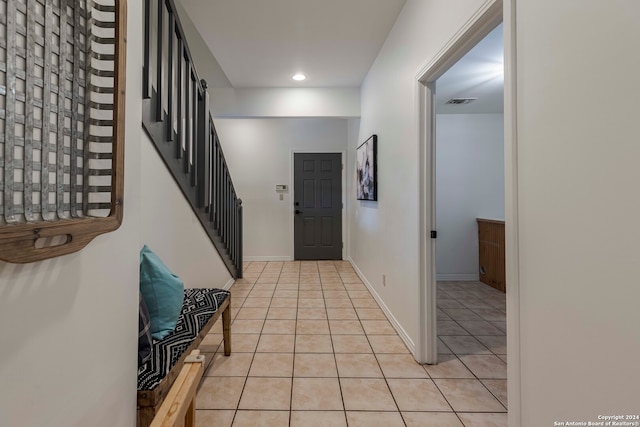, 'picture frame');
356,135,377,201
